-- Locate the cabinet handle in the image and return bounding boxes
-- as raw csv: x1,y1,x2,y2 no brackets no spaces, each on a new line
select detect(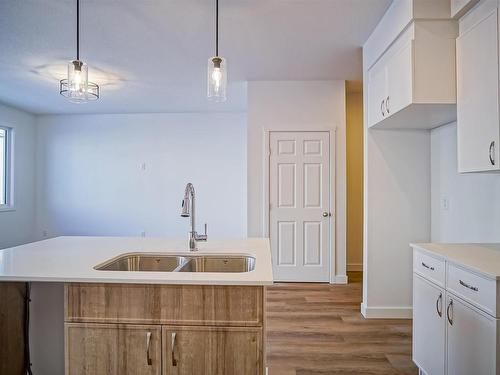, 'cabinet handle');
459,279,479,292
490,141,496,166
446,299,453,326
381,99,386,117
436,293,442,317
146,332,152,366
421,262,434,271
171,332,178,366
386,96,390,114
